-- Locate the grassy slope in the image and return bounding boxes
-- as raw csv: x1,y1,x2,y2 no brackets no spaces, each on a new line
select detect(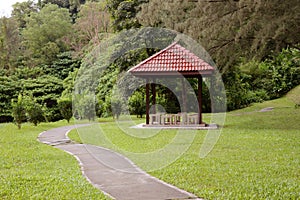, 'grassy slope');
69,86,300,199
0,121,108,199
